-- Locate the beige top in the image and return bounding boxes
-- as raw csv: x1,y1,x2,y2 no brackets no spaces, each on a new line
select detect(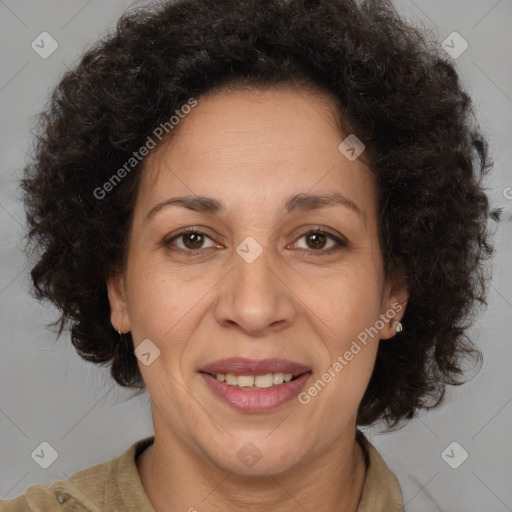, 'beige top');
0,432,404,511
